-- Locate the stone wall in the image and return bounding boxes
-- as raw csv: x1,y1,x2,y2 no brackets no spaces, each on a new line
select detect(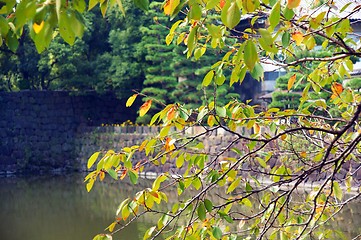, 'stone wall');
0,91,136,173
